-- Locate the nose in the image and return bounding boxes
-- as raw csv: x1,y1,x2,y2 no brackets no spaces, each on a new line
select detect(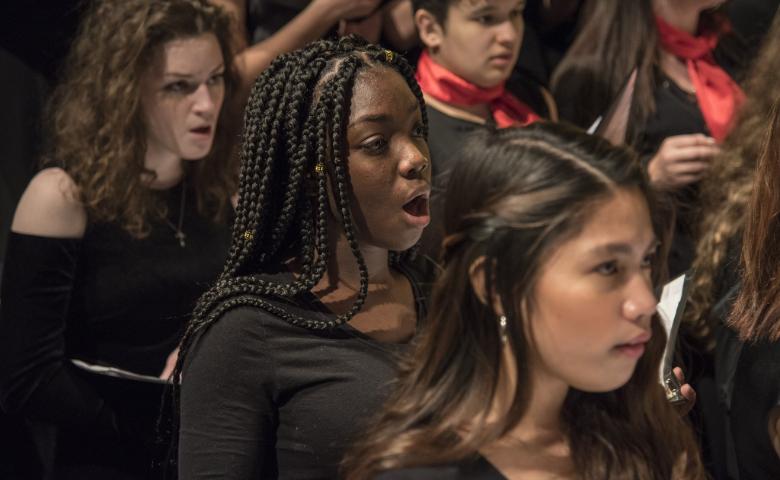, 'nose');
399,143,430,180
495,18,521,49
621,273,657,324
192,83,217,116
